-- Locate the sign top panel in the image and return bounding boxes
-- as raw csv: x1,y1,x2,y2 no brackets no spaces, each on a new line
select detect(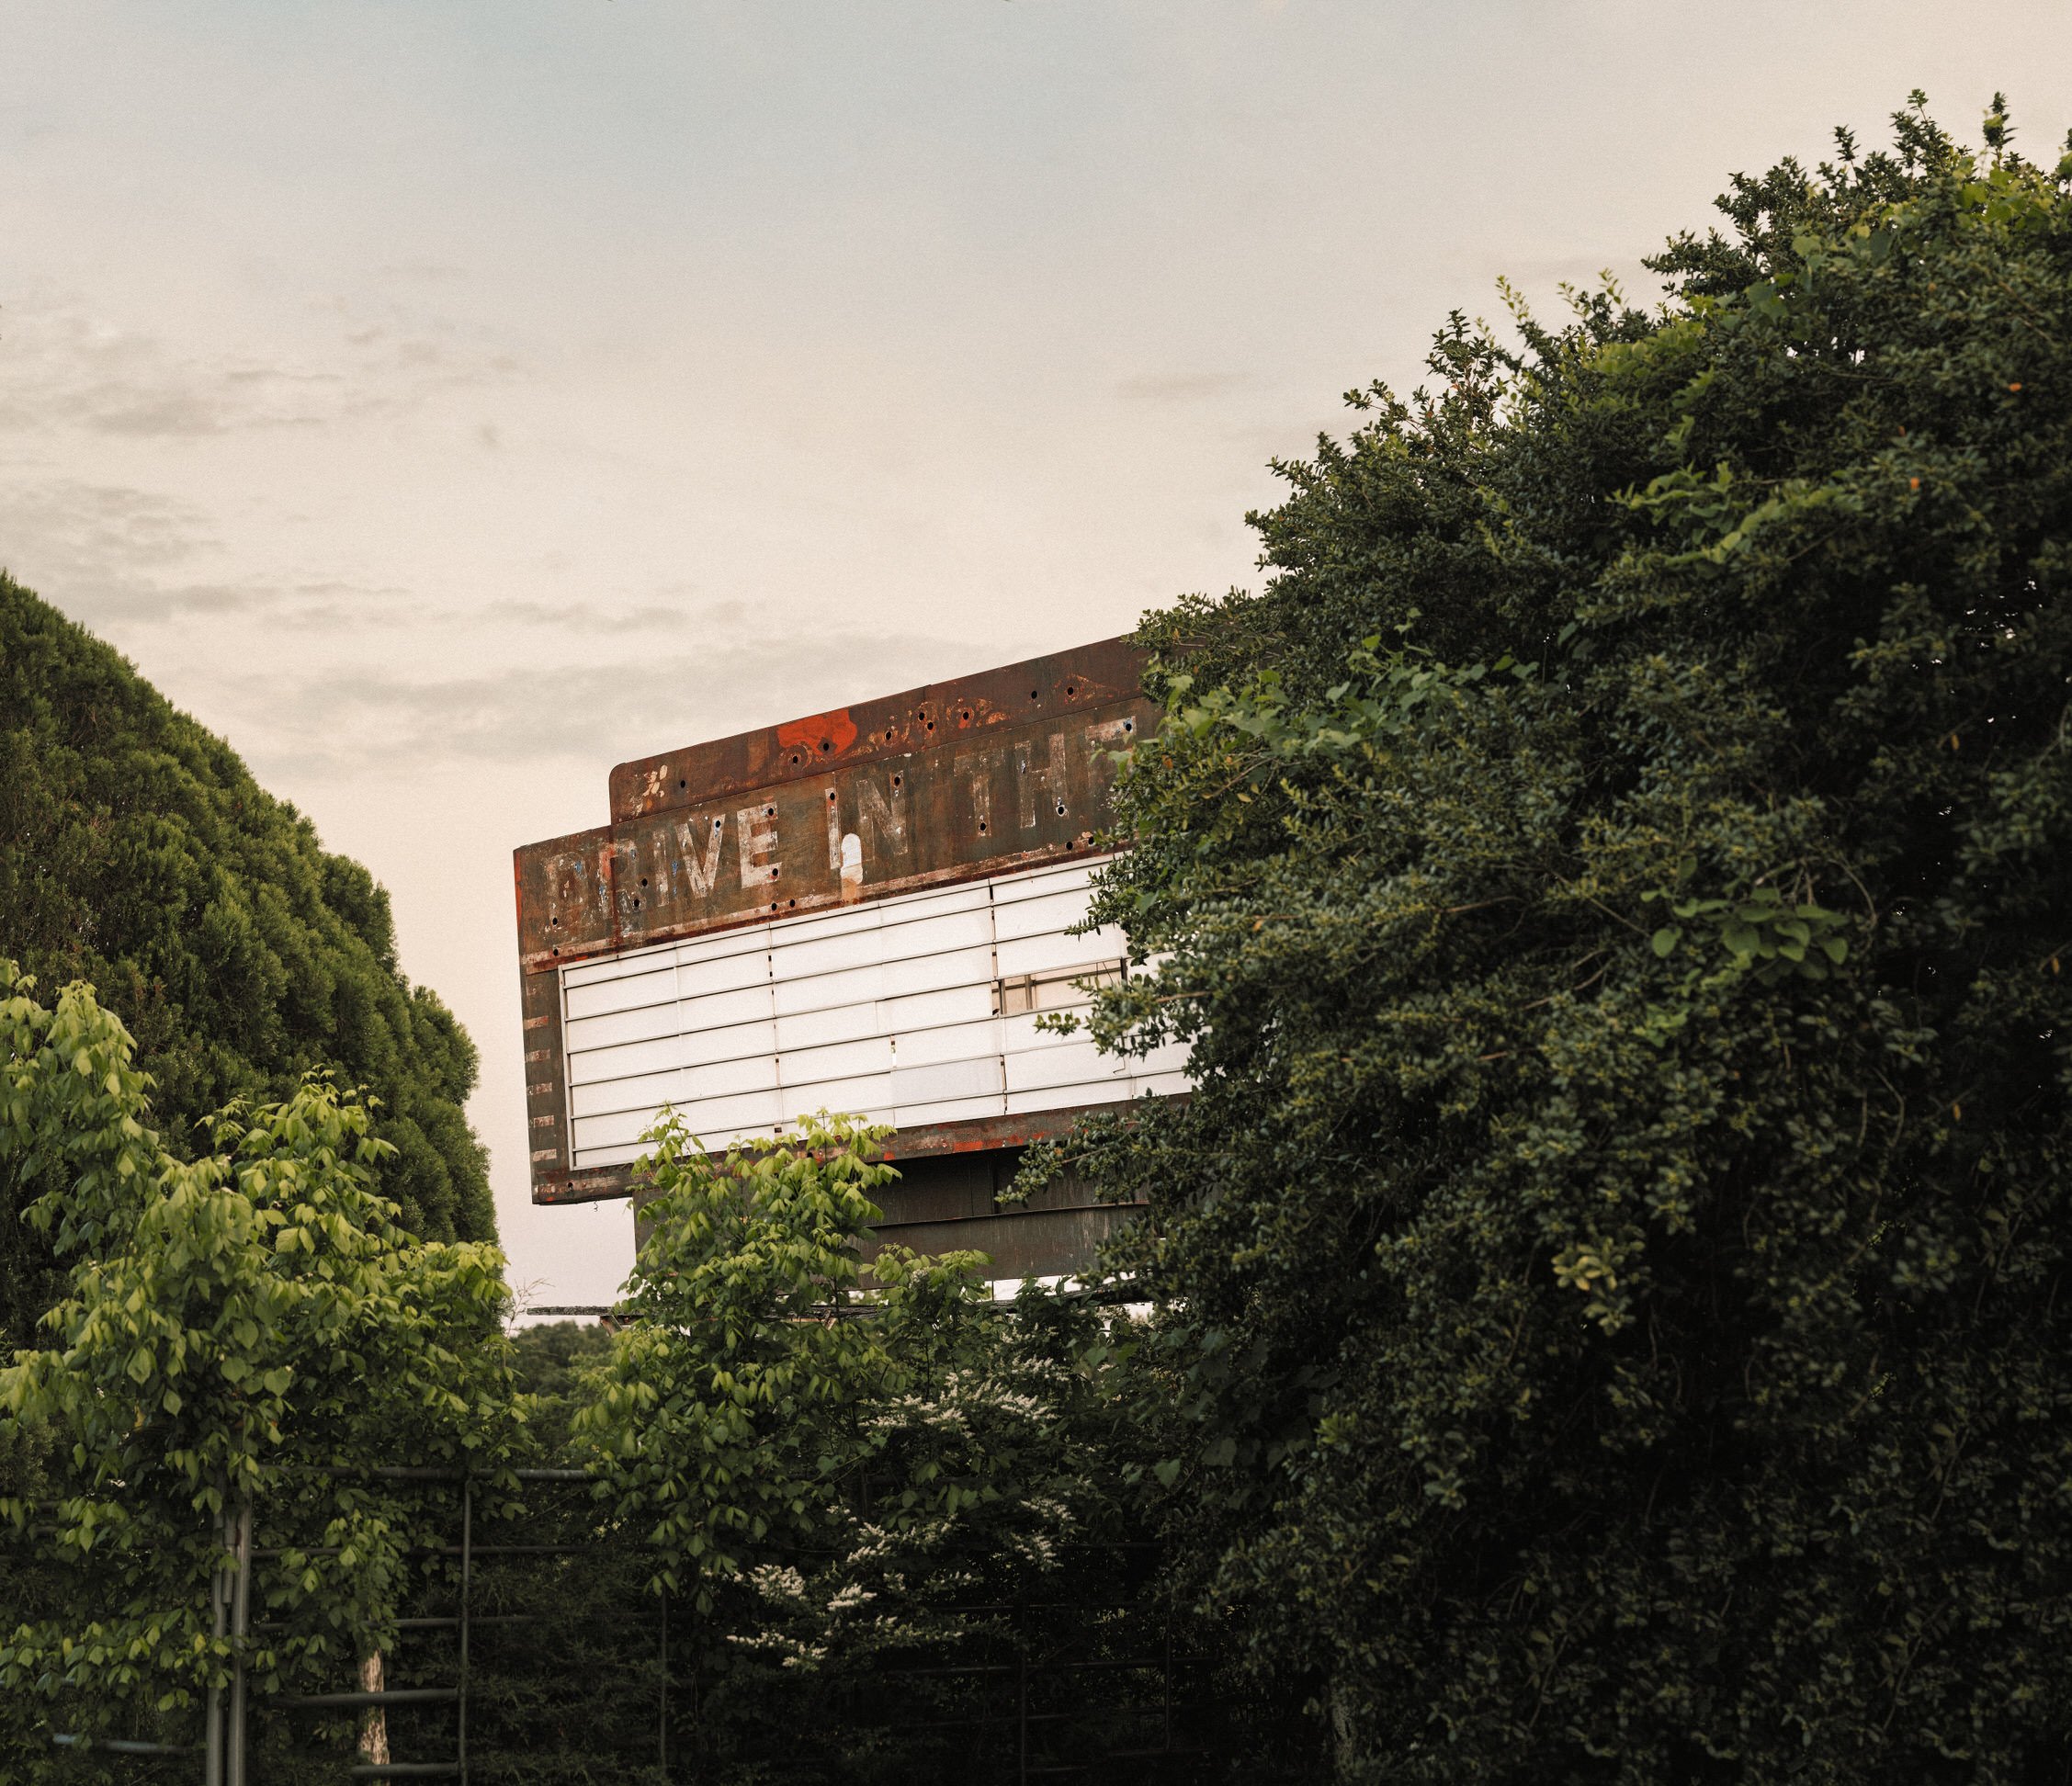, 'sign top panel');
515,638,1155,976
606,637,1148,826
